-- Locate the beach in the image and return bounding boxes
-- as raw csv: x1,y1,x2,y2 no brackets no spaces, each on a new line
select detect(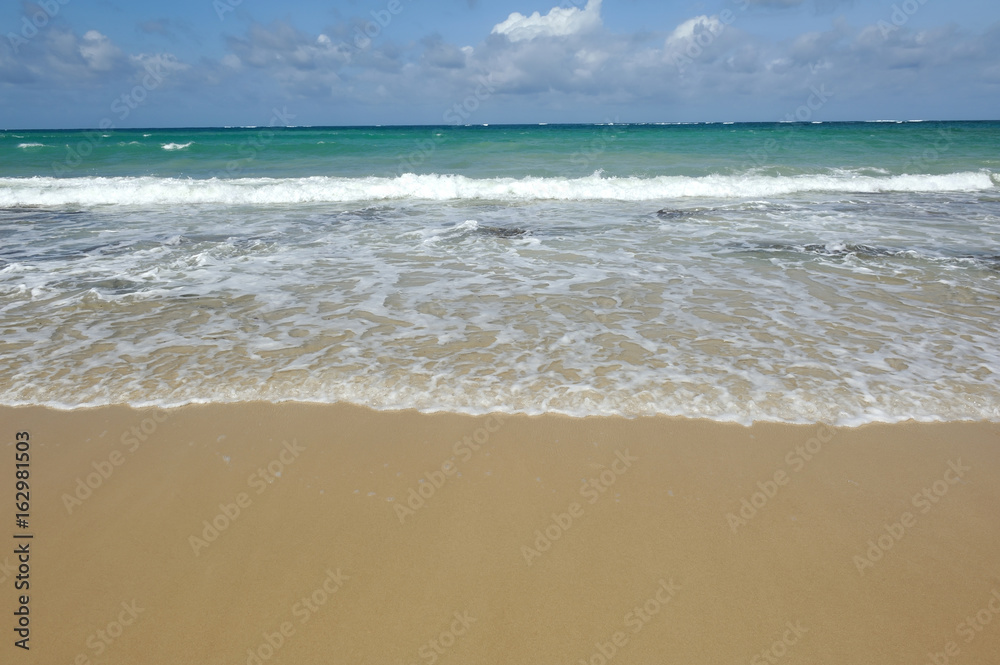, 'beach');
2,121,999,663
5,403,999,664
4,0,1000,658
